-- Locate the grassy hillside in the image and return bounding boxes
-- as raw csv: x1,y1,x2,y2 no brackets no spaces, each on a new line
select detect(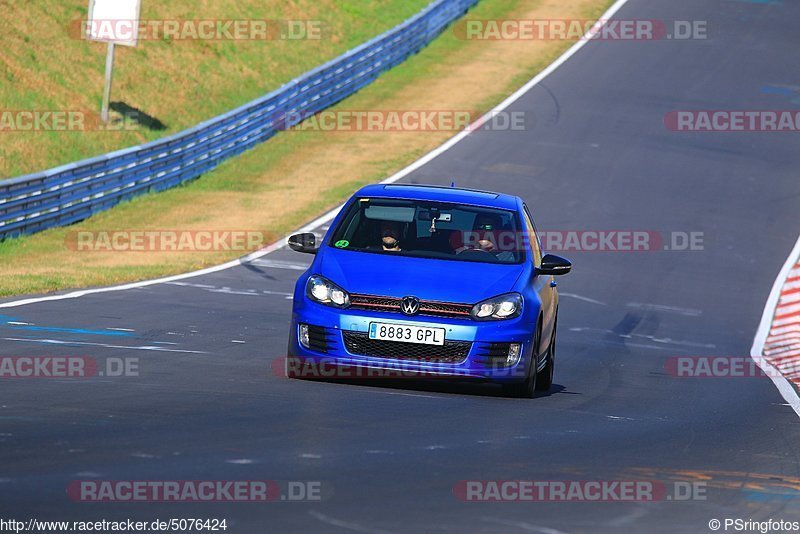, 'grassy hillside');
0,0,613,297
0,0,429,178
